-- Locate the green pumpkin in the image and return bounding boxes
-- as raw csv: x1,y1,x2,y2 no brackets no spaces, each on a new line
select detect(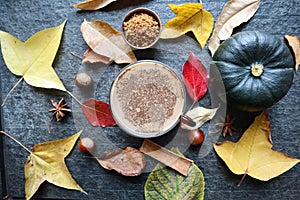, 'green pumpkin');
213,31,295,112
